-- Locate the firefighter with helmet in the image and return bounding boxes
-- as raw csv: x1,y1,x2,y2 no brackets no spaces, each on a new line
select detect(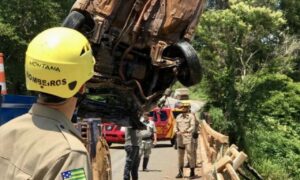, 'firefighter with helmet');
174,102,196,178
0,27,95,179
